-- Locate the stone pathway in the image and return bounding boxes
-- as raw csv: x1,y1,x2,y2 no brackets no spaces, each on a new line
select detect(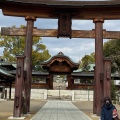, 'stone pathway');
30,100,92,120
